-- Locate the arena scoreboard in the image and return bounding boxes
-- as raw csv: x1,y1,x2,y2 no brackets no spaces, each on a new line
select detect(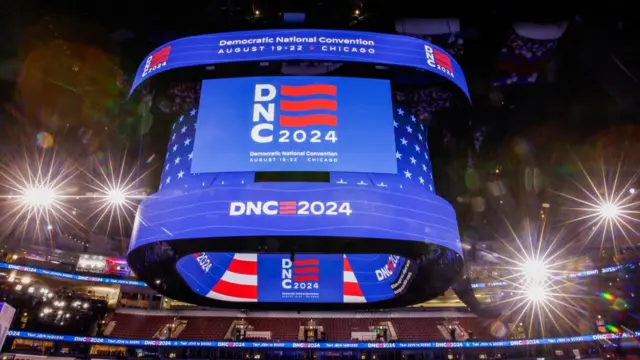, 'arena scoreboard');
127,29,469,309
